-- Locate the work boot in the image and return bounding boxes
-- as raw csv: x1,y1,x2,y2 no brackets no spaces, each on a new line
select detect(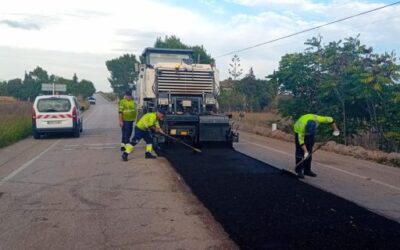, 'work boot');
304,171,317,177
295,164,304,179
122,152,128,161
145,152,156,159
296,169,304,179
